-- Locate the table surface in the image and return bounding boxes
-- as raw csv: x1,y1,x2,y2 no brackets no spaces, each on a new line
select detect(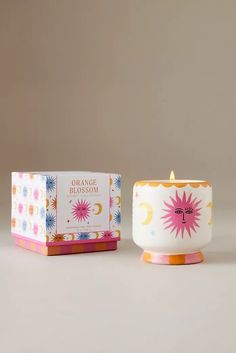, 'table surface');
1,213,236,353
